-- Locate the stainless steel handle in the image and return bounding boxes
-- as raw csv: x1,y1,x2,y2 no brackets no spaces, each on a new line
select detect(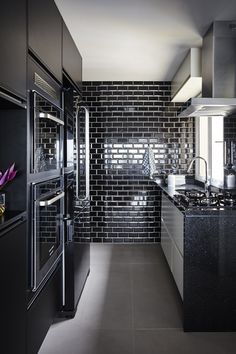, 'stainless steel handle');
75,105,90,201
39,191,65,206
38,112,64,126
75,105,79,200
33,194,37,291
